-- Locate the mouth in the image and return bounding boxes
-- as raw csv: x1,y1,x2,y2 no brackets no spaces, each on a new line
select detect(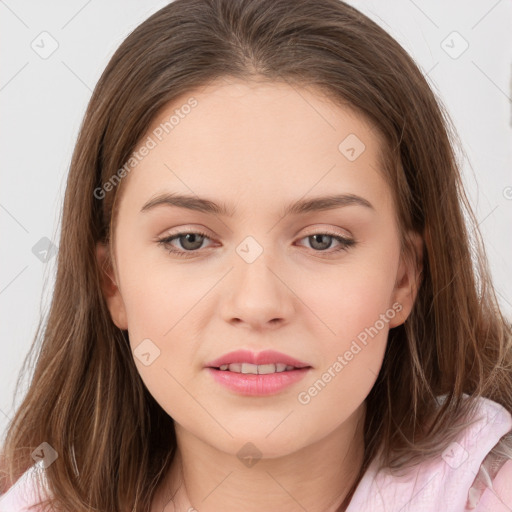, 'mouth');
213,362,310,374
204,349,312,395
